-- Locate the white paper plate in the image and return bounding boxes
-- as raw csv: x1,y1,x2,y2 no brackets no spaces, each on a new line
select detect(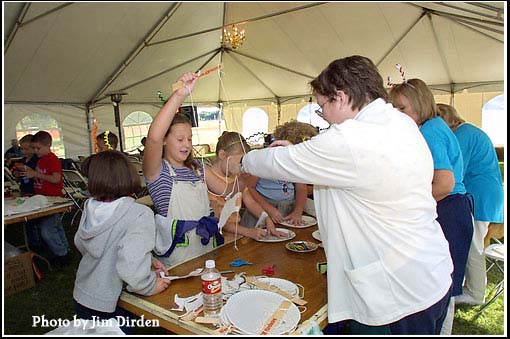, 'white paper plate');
279,215,317,228
312,230,321,242
255,277,299,297
257,228,296,243
224,290,300,335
